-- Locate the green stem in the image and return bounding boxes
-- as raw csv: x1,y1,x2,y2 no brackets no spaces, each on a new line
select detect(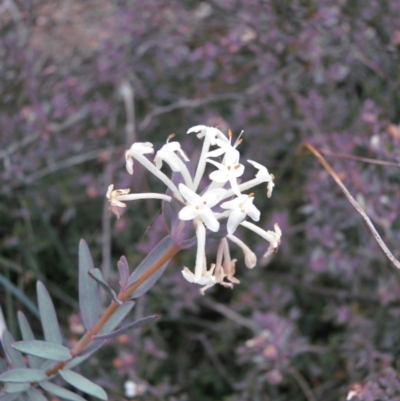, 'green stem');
45,241,180,377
